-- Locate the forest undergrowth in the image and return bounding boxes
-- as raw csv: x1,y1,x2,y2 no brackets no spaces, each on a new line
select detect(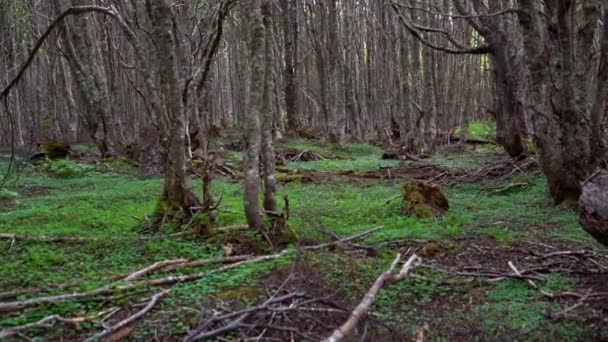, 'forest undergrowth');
0,136,607,341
